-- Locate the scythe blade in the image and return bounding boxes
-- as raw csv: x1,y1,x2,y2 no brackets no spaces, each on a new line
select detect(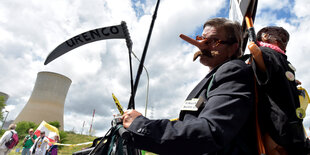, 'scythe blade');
44,23,128,65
